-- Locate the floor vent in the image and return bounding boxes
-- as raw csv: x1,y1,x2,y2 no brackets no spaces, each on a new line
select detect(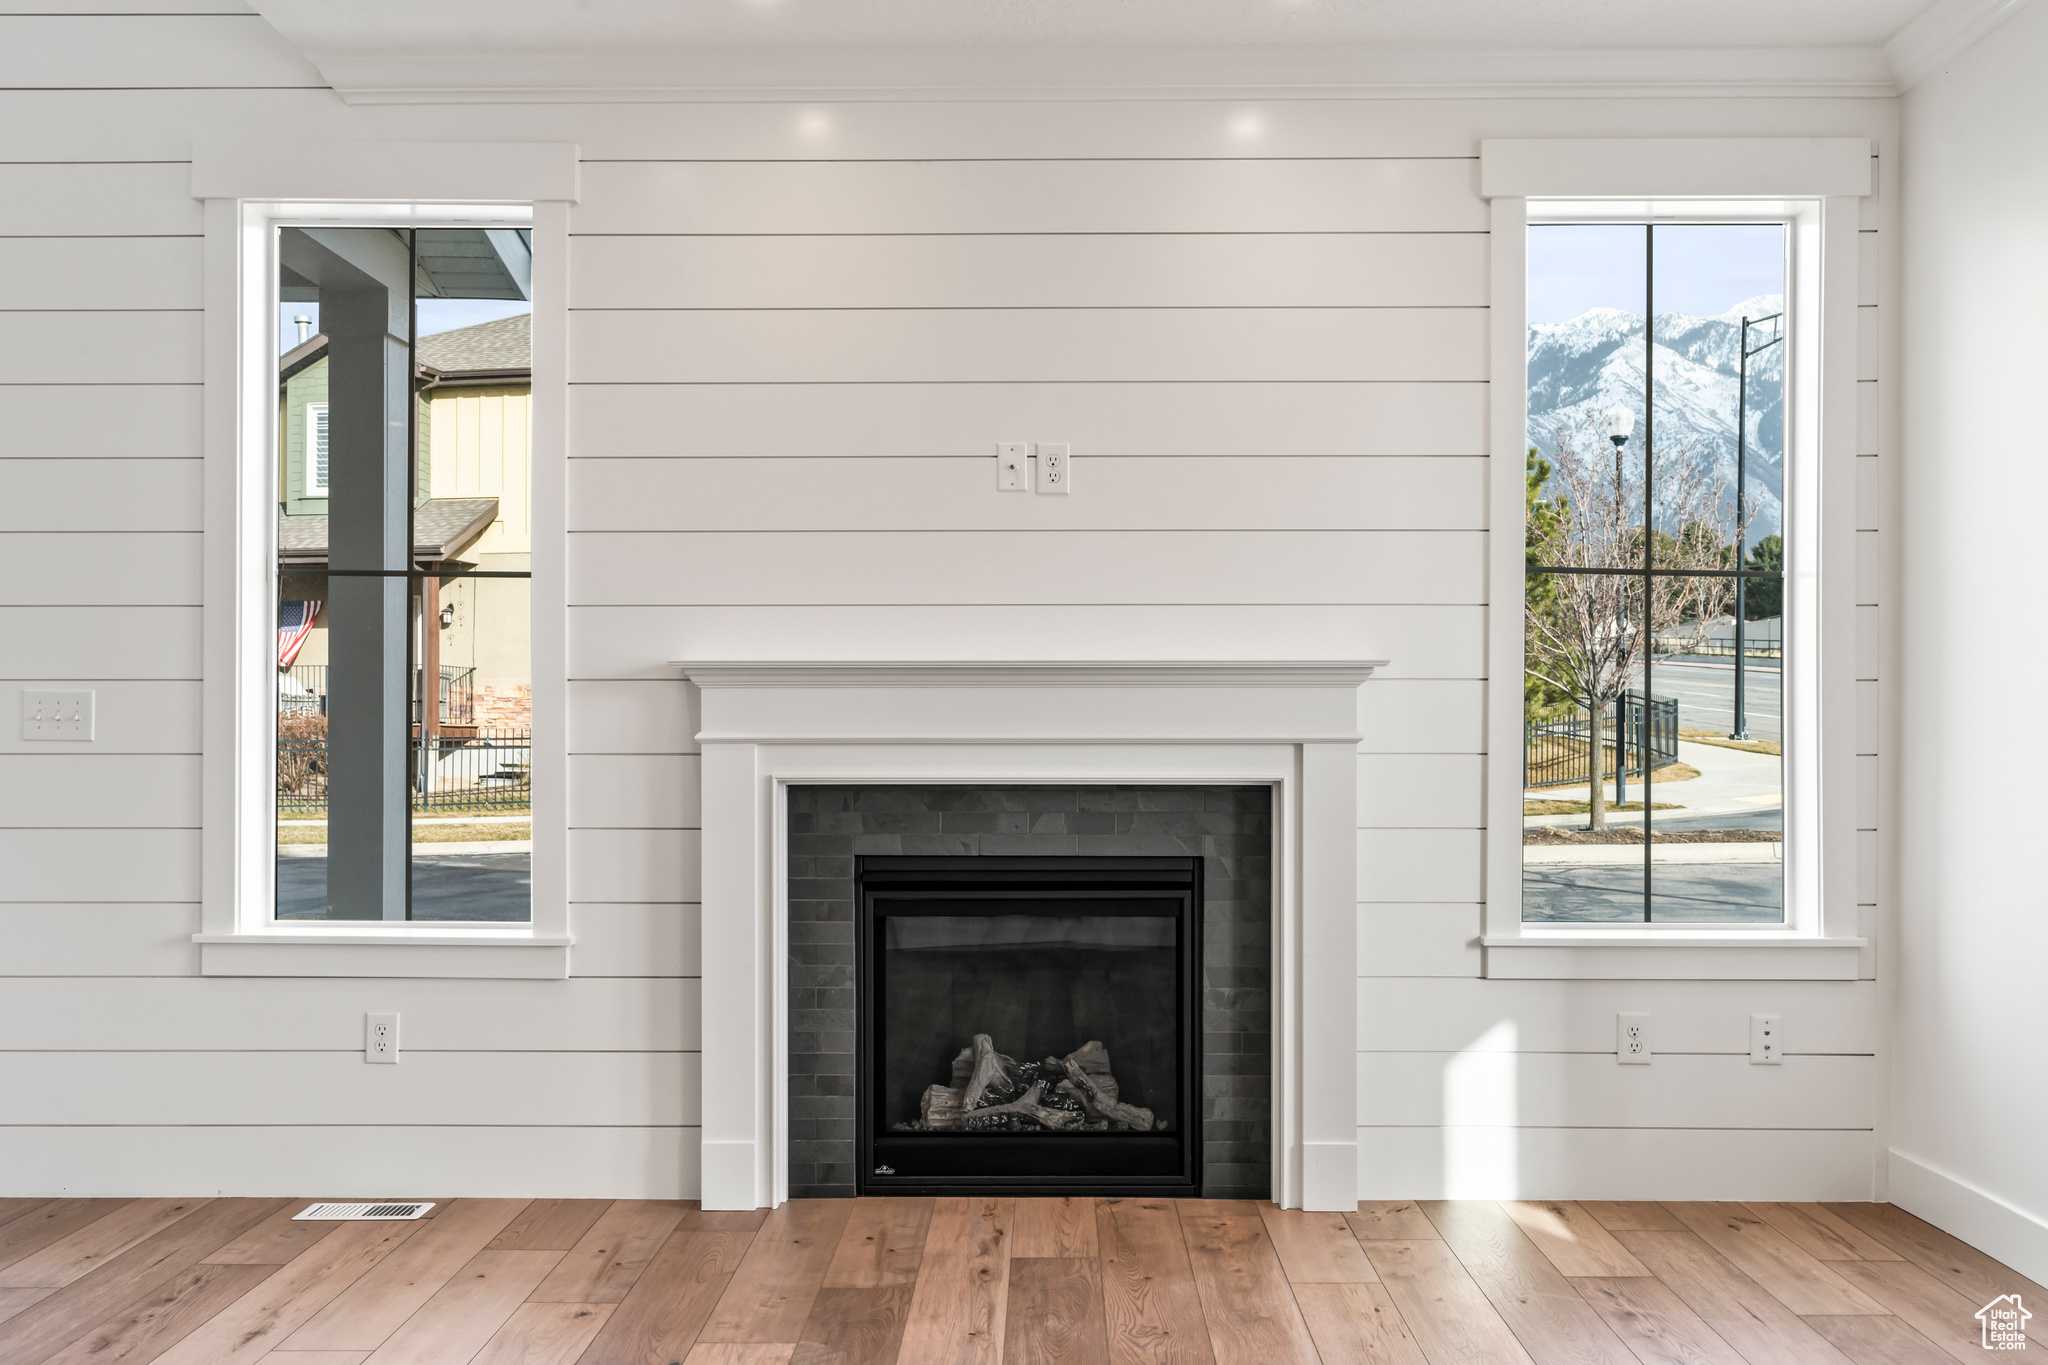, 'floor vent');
292,1201,435,1221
